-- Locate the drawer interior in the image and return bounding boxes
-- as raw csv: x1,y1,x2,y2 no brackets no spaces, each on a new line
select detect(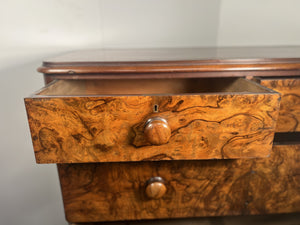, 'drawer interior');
38,78,273,96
